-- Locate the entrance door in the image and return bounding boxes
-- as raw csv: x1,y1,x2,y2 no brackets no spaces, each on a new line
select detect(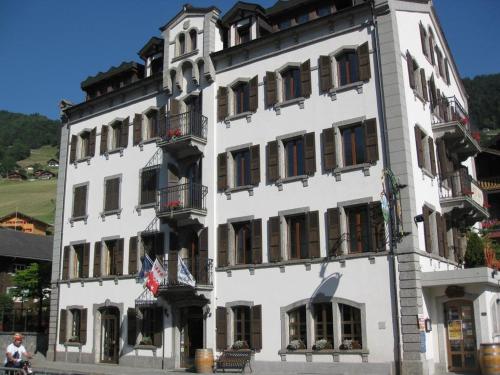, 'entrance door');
180,306,204,368
100,308,119,363
445,300,477,372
